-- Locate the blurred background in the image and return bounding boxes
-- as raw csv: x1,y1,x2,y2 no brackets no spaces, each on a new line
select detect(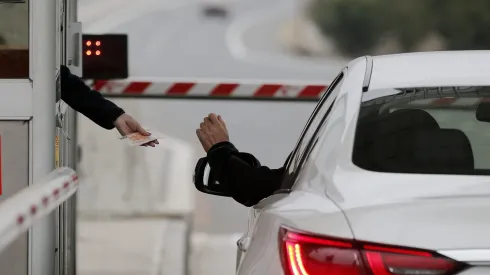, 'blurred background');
1,0,490,274
73,0,490,275
304,0,490,57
